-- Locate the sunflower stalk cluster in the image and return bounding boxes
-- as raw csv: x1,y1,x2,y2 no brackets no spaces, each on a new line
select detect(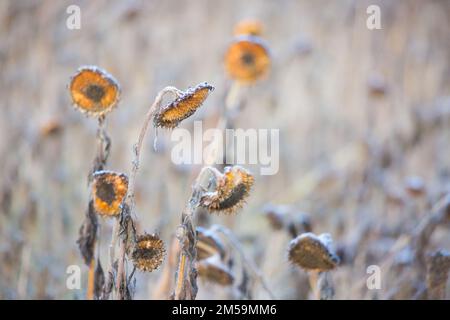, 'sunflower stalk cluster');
69,66,214,299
